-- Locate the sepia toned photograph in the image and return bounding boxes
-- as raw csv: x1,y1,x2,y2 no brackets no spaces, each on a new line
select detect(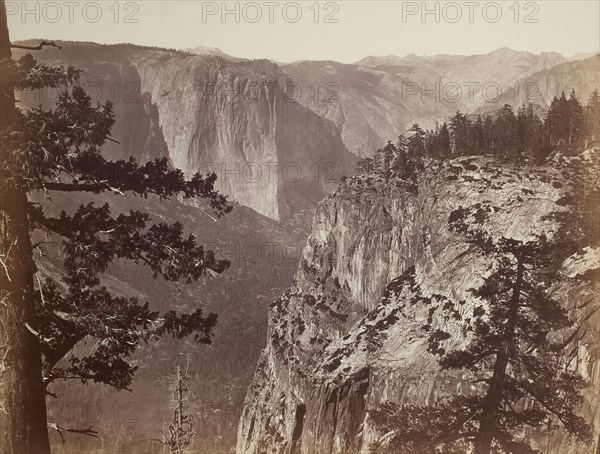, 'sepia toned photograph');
0,1,599,453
